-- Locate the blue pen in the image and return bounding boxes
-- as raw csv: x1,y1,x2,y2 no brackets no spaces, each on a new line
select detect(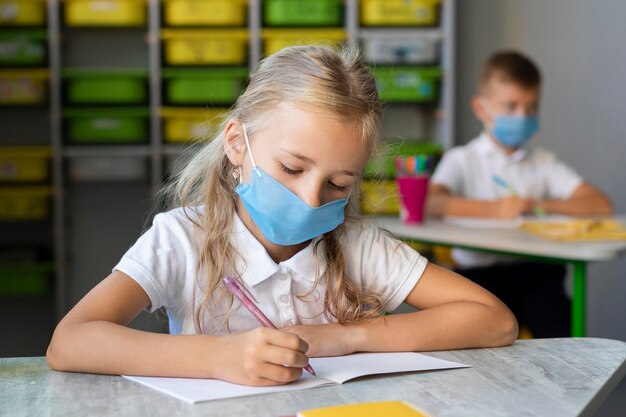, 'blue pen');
492,175,545,218
492,174,518,196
